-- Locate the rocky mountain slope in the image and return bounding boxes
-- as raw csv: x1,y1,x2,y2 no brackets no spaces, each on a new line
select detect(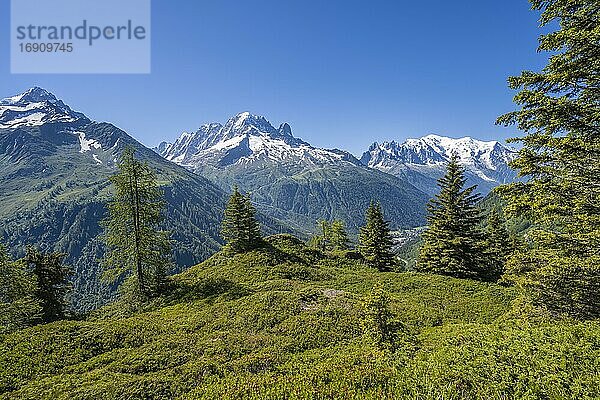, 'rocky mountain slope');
361,134,517,195
156,113,429,233
0,88,229,312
